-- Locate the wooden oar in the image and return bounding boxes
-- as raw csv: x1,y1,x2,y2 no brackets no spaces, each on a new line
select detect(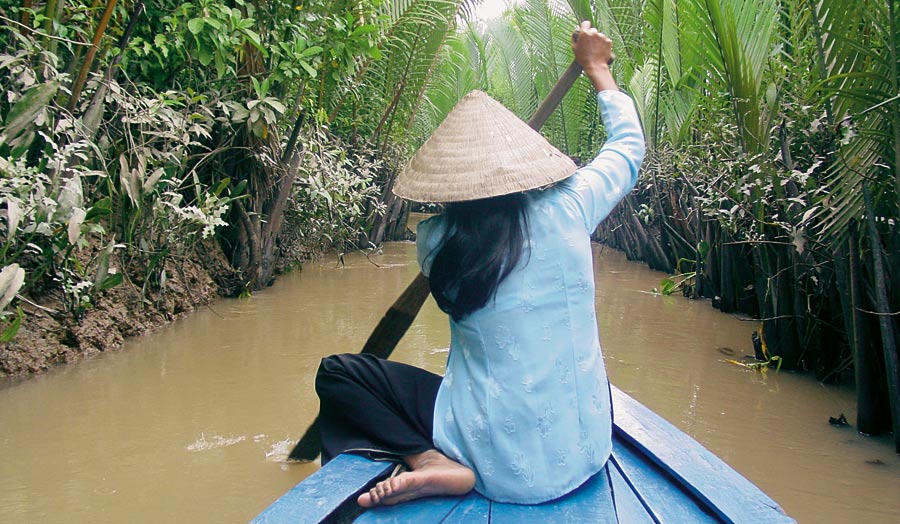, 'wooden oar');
288,58,588,462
